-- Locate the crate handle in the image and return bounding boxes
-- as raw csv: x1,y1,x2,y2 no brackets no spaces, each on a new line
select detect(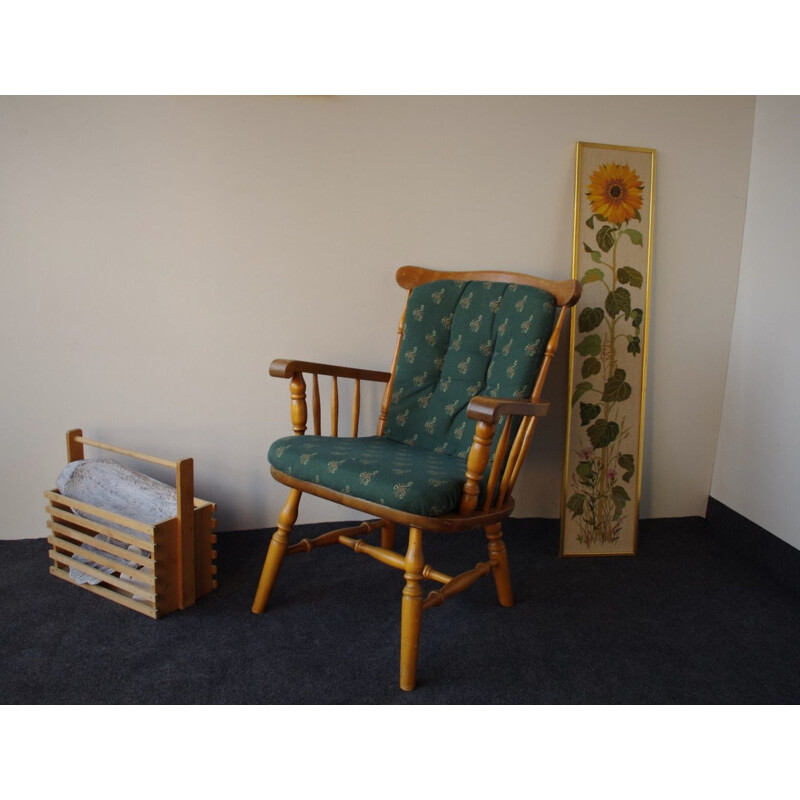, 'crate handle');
68,430,179,469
